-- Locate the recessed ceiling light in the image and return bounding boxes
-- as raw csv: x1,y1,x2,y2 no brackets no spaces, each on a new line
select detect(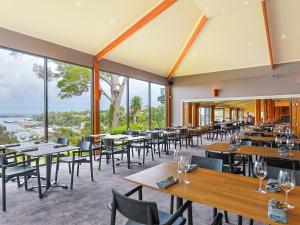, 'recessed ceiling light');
76,2,80,6
245,1,249,5
281,34,286,39
248,42,252,46
109,19,115,23
222,8,226,13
